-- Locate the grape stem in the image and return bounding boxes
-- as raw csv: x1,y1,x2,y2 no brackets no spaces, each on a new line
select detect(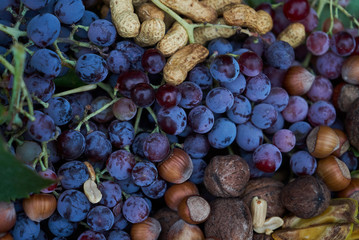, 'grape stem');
53,41,77,68
327,0,334,35
52,84,97,98
0,55,14,74
134,107,143,135
145,106,158,124
328,0,359,28
0,23,27,41
97,82,115,99
32,96,49,109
